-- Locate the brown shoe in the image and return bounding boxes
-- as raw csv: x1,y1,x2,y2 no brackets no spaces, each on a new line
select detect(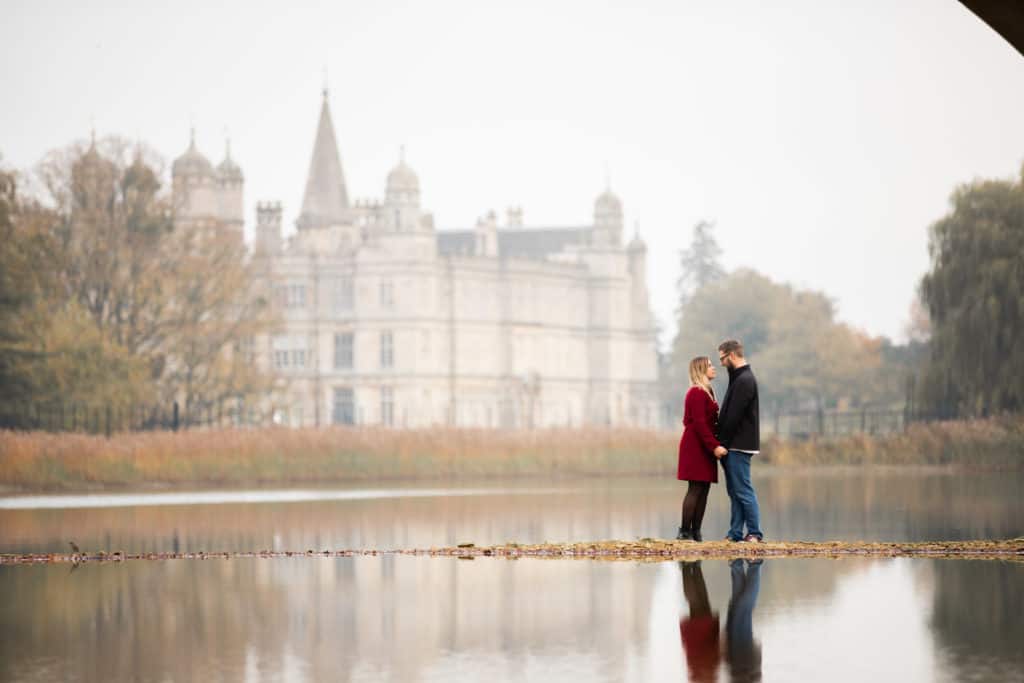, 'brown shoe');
742,534,763,543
